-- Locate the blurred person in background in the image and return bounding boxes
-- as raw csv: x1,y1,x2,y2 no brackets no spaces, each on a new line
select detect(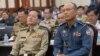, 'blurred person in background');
10,8,28,41
51,13,66,39
52,6,59,19
0,10,15,26
0,10,3,20
56,13,66,26
86,8,99,56
40,7,56,56
86,8,100,29
40,7,56,31
59,5,64,13
84,5,89,14
76,6,88,23
96,0,100,21
12,11,19,23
